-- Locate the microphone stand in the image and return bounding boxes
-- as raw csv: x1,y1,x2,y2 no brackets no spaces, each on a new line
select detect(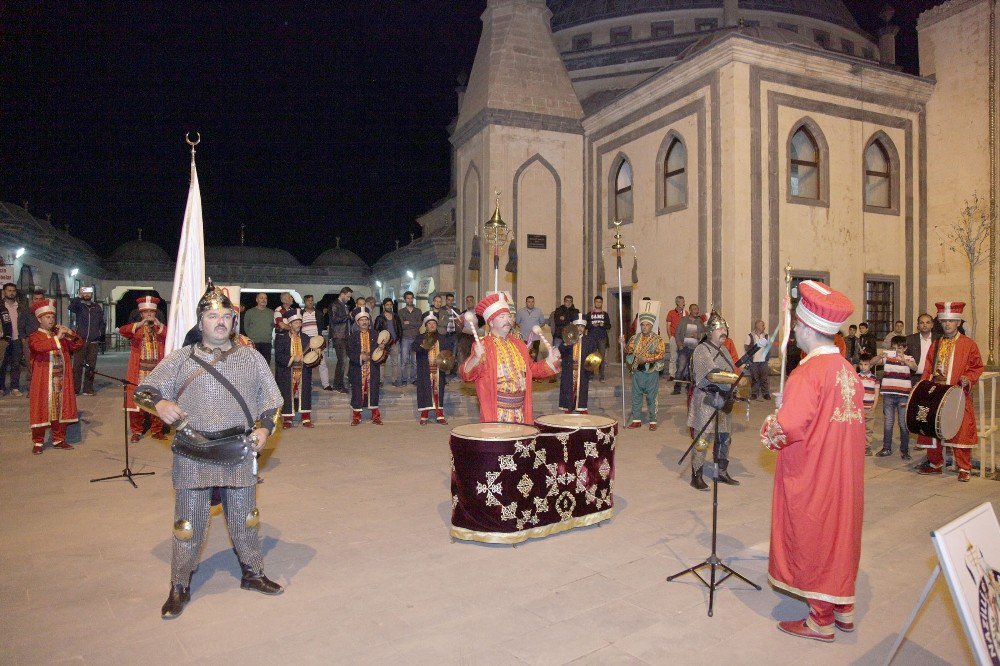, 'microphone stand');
87,364,155,488
669,361,760,616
